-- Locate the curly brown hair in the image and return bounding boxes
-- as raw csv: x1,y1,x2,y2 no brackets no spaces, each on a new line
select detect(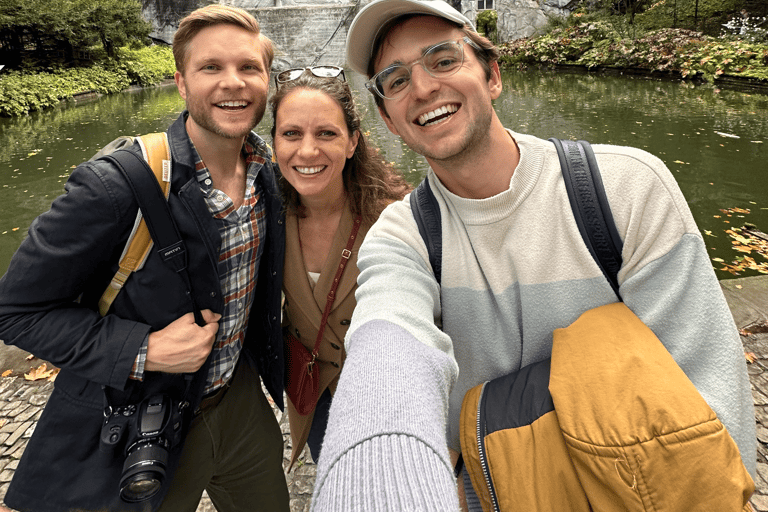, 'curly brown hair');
270,71,411,225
